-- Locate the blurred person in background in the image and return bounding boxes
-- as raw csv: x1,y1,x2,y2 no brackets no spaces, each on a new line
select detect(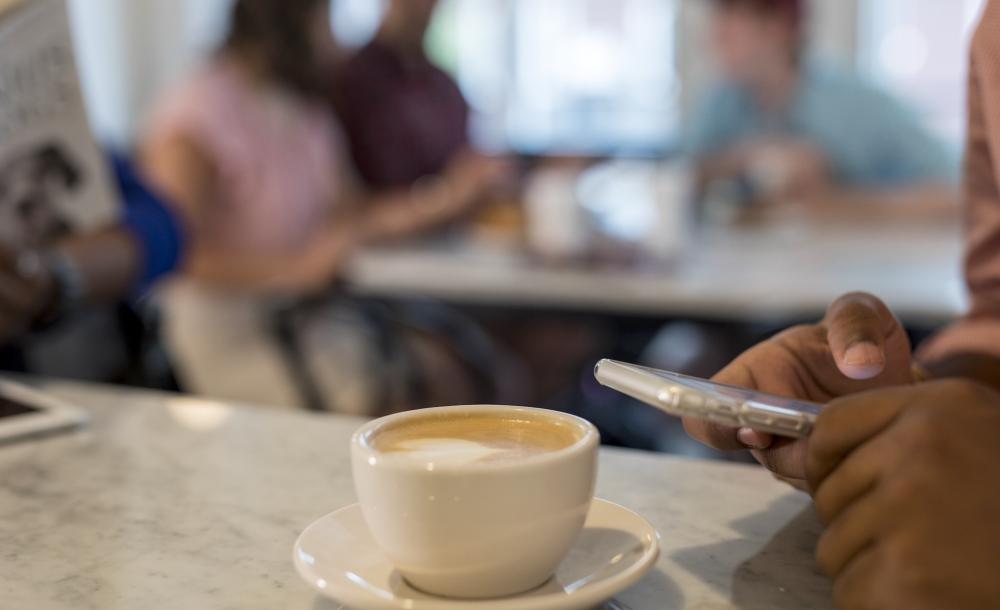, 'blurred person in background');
332,0,503,198
141,0,507,415
689,0,957,216
0,156,184,373
331,0,534,405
